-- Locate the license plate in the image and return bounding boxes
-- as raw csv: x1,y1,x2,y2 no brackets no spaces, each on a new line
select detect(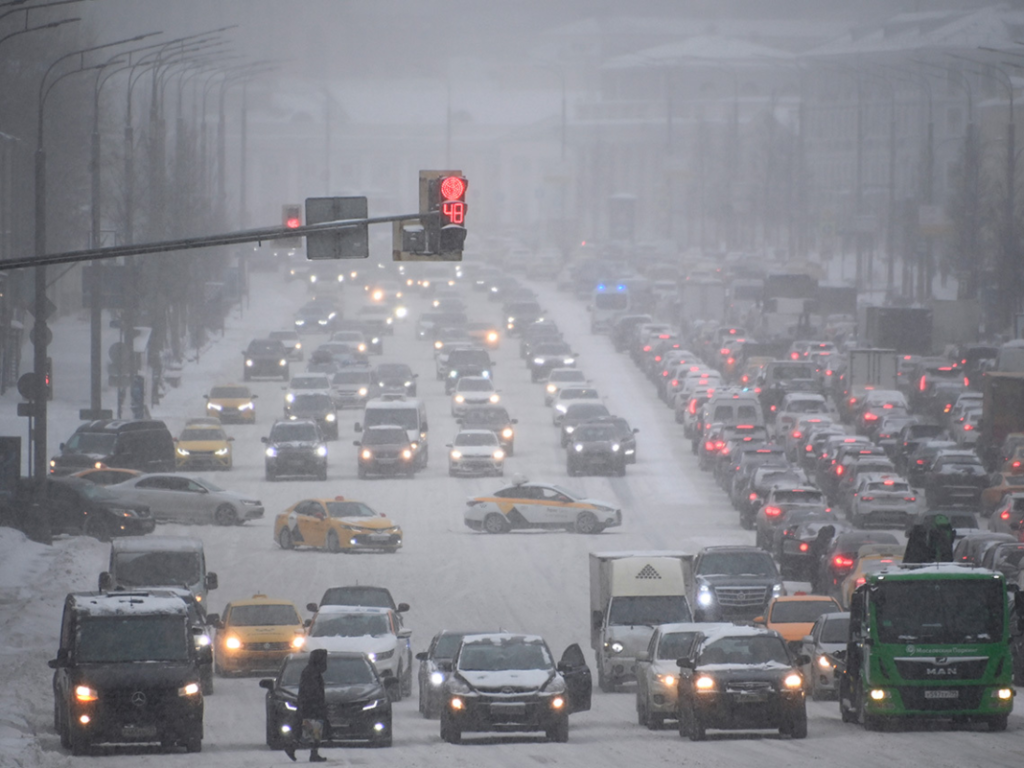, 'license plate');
121,724,158,738
490,702,526,716
368,534,391,542
924,690,959,700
